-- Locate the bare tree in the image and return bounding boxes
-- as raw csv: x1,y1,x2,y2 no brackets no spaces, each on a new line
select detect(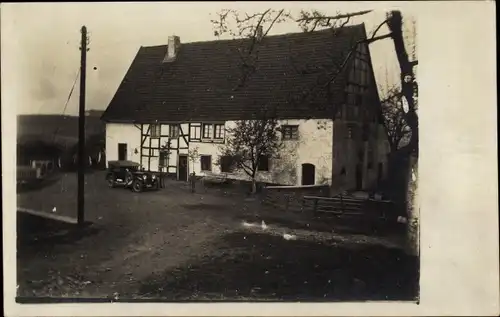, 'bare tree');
380,86,412,152
188,146,200,173
386,11,418,156
218,109,283,194
210,7,393,124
